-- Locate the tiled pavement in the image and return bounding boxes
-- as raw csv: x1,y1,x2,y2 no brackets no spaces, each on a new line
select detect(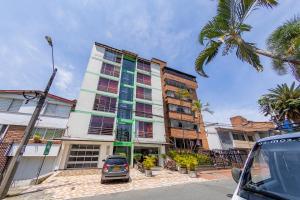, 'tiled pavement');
6,168,232,200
